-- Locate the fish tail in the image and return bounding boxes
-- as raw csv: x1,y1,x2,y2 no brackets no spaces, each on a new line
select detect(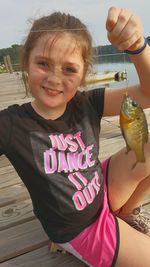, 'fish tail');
134,147,146,166
131,151,145,169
